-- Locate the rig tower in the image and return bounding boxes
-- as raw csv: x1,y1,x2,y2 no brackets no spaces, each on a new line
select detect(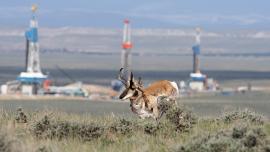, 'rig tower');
189,27,206,91
121,19,133,79
17,5,47,95
193,27,201,74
